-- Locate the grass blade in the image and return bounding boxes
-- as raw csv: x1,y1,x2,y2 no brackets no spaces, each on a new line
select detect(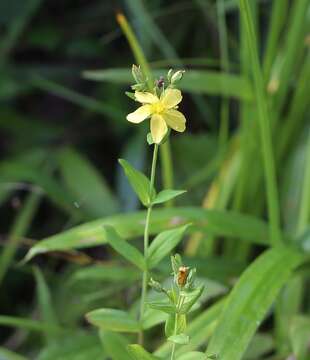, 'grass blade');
239,0,281,246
